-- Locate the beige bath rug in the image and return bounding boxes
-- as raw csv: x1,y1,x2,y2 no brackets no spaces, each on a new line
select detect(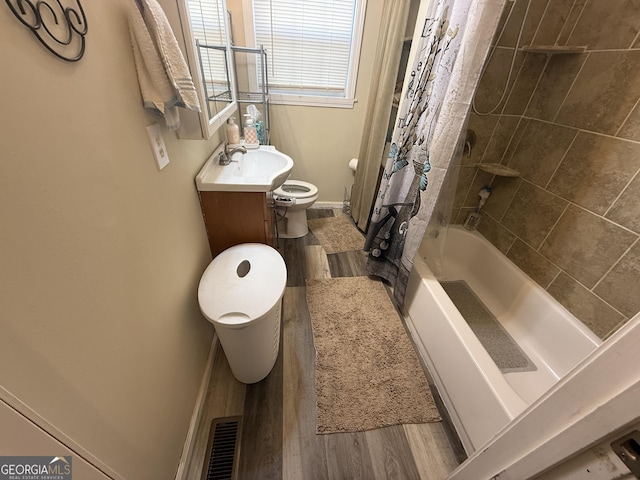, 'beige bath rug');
307,215,364,253
306,276,441,434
